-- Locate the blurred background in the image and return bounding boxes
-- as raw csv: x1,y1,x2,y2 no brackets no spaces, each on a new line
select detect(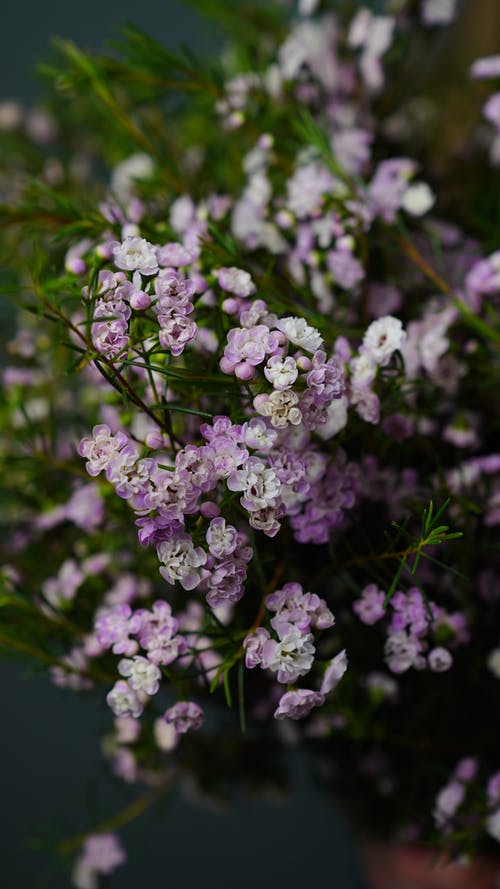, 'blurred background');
0,2,368,887
2,1,500,887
